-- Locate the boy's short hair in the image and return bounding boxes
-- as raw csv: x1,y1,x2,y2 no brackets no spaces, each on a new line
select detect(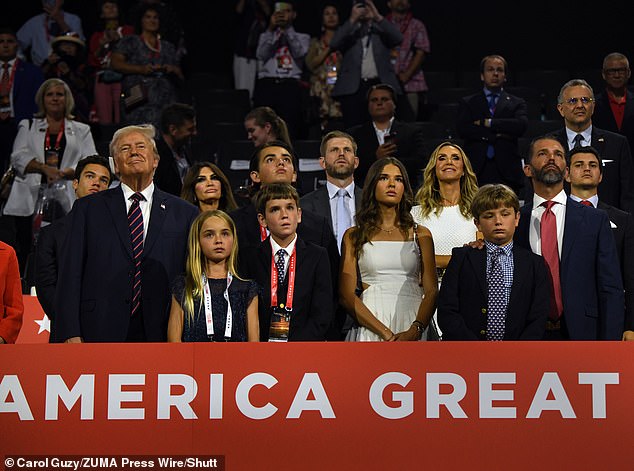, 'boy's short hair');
249,139,298,173
255,183,300,216
567,145,603,172
471,184,519,219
